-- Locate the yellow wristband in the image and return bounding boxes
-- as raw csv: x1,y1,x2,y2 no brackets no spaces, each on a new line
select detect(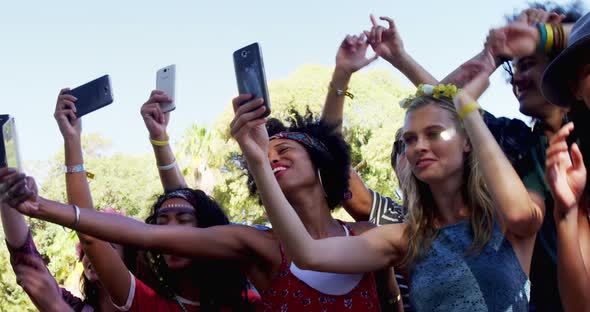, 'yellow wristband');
150,135,169,147
545,24,554,53
458,103,481,120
